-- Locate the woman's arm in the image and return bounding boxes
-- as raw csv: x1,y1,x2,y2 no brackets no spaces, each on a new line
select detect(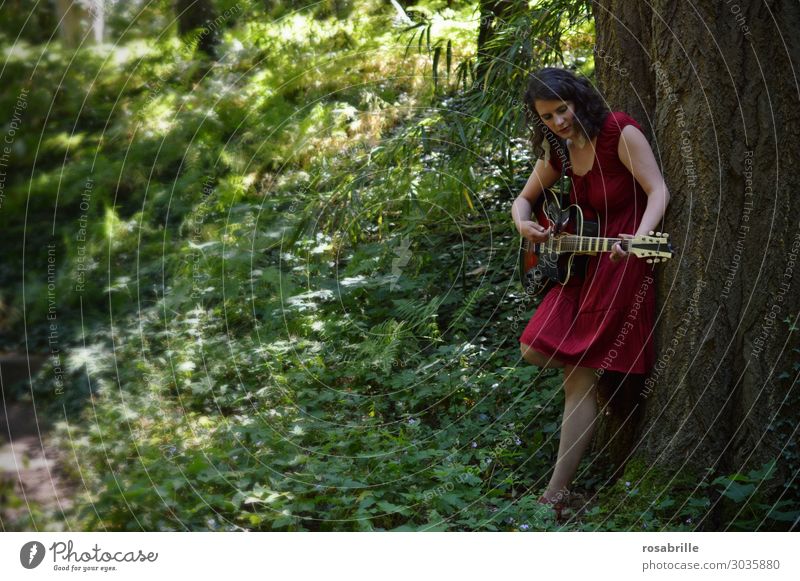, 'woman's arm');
610,125,670,261
511,158,561,242
617,125,670,237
